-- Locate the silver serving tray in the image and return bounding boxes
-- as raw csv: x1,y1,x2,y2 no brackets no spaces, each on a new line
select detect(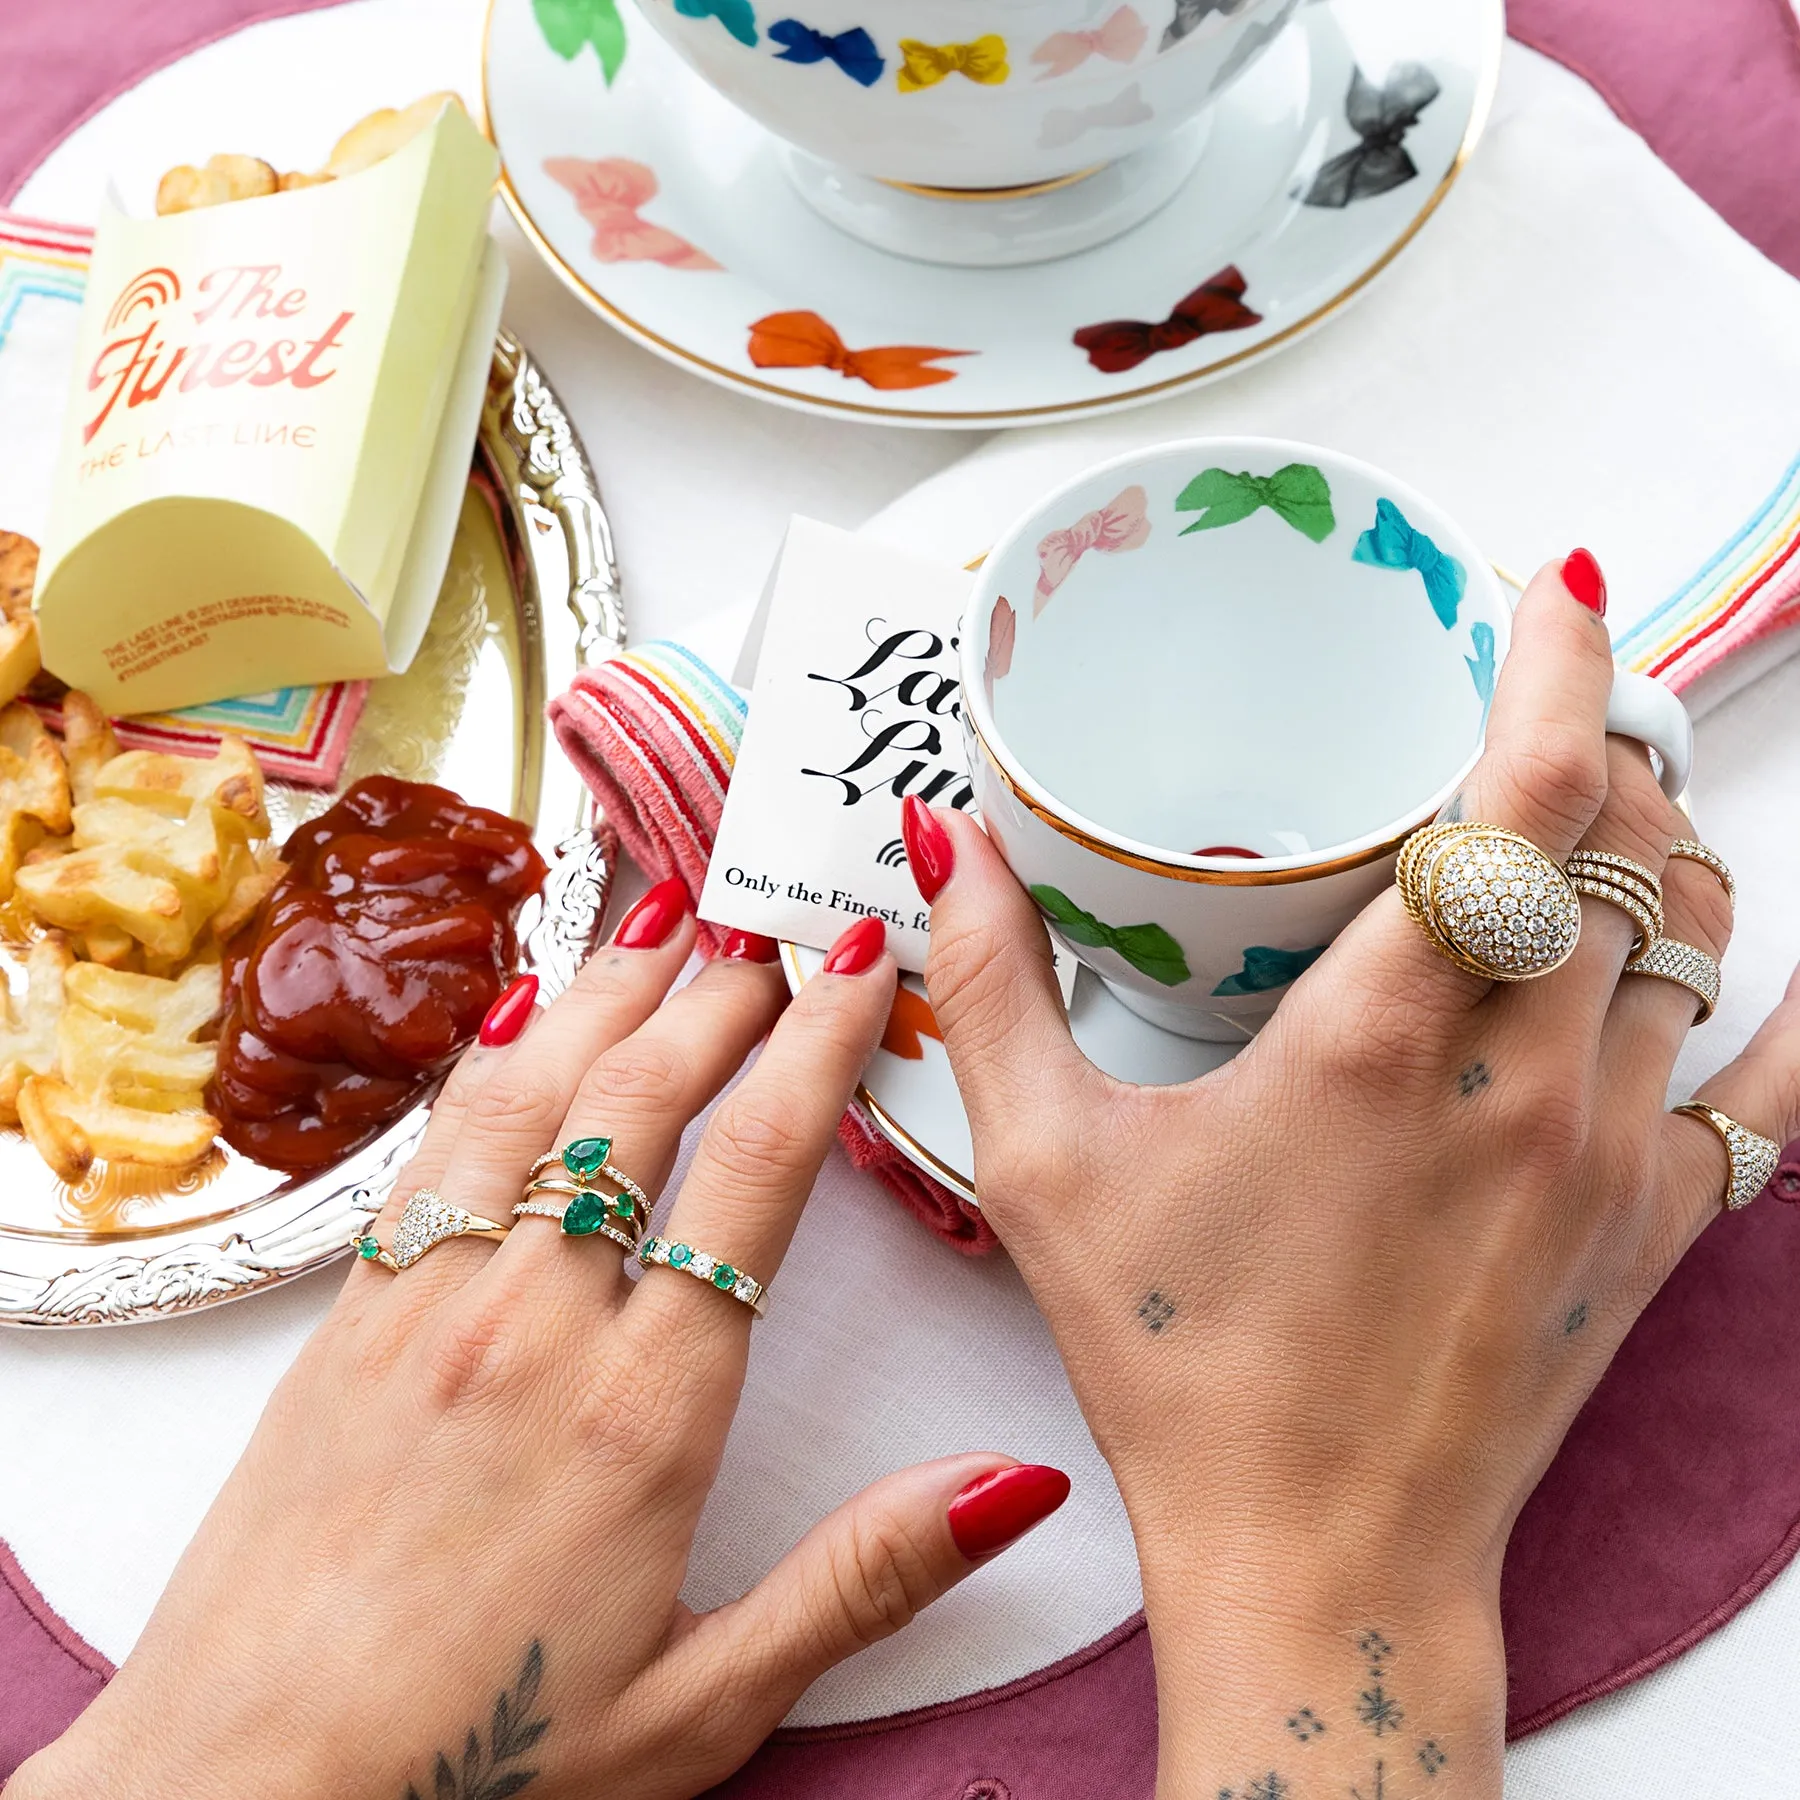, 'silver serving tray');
0,329,625,1328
